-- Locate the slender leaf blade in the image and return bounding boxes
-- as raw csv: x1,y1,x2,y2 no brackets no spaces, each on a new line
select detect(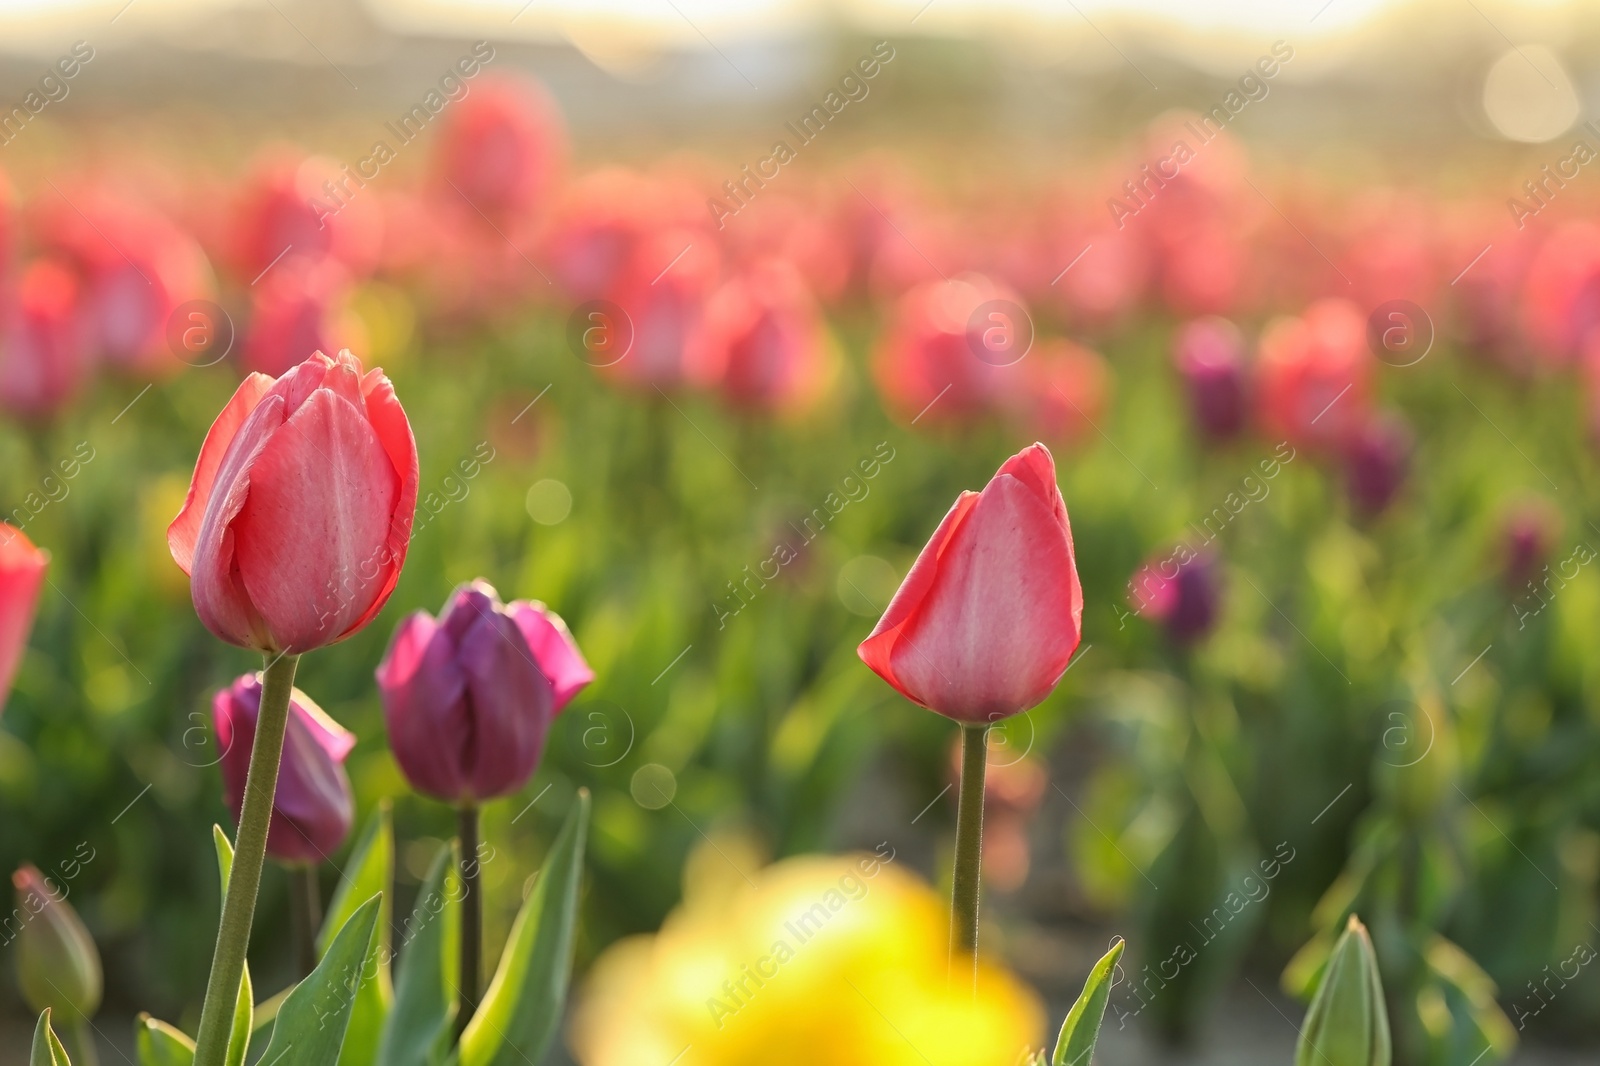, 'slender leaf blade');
135,1014,195,1066
212,826,254,1066
458,790,590,1066
378,843,461,1066
322,805,394,1066
259,895,383,1066
1053,938,1125,1066
32,1009,71,1066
